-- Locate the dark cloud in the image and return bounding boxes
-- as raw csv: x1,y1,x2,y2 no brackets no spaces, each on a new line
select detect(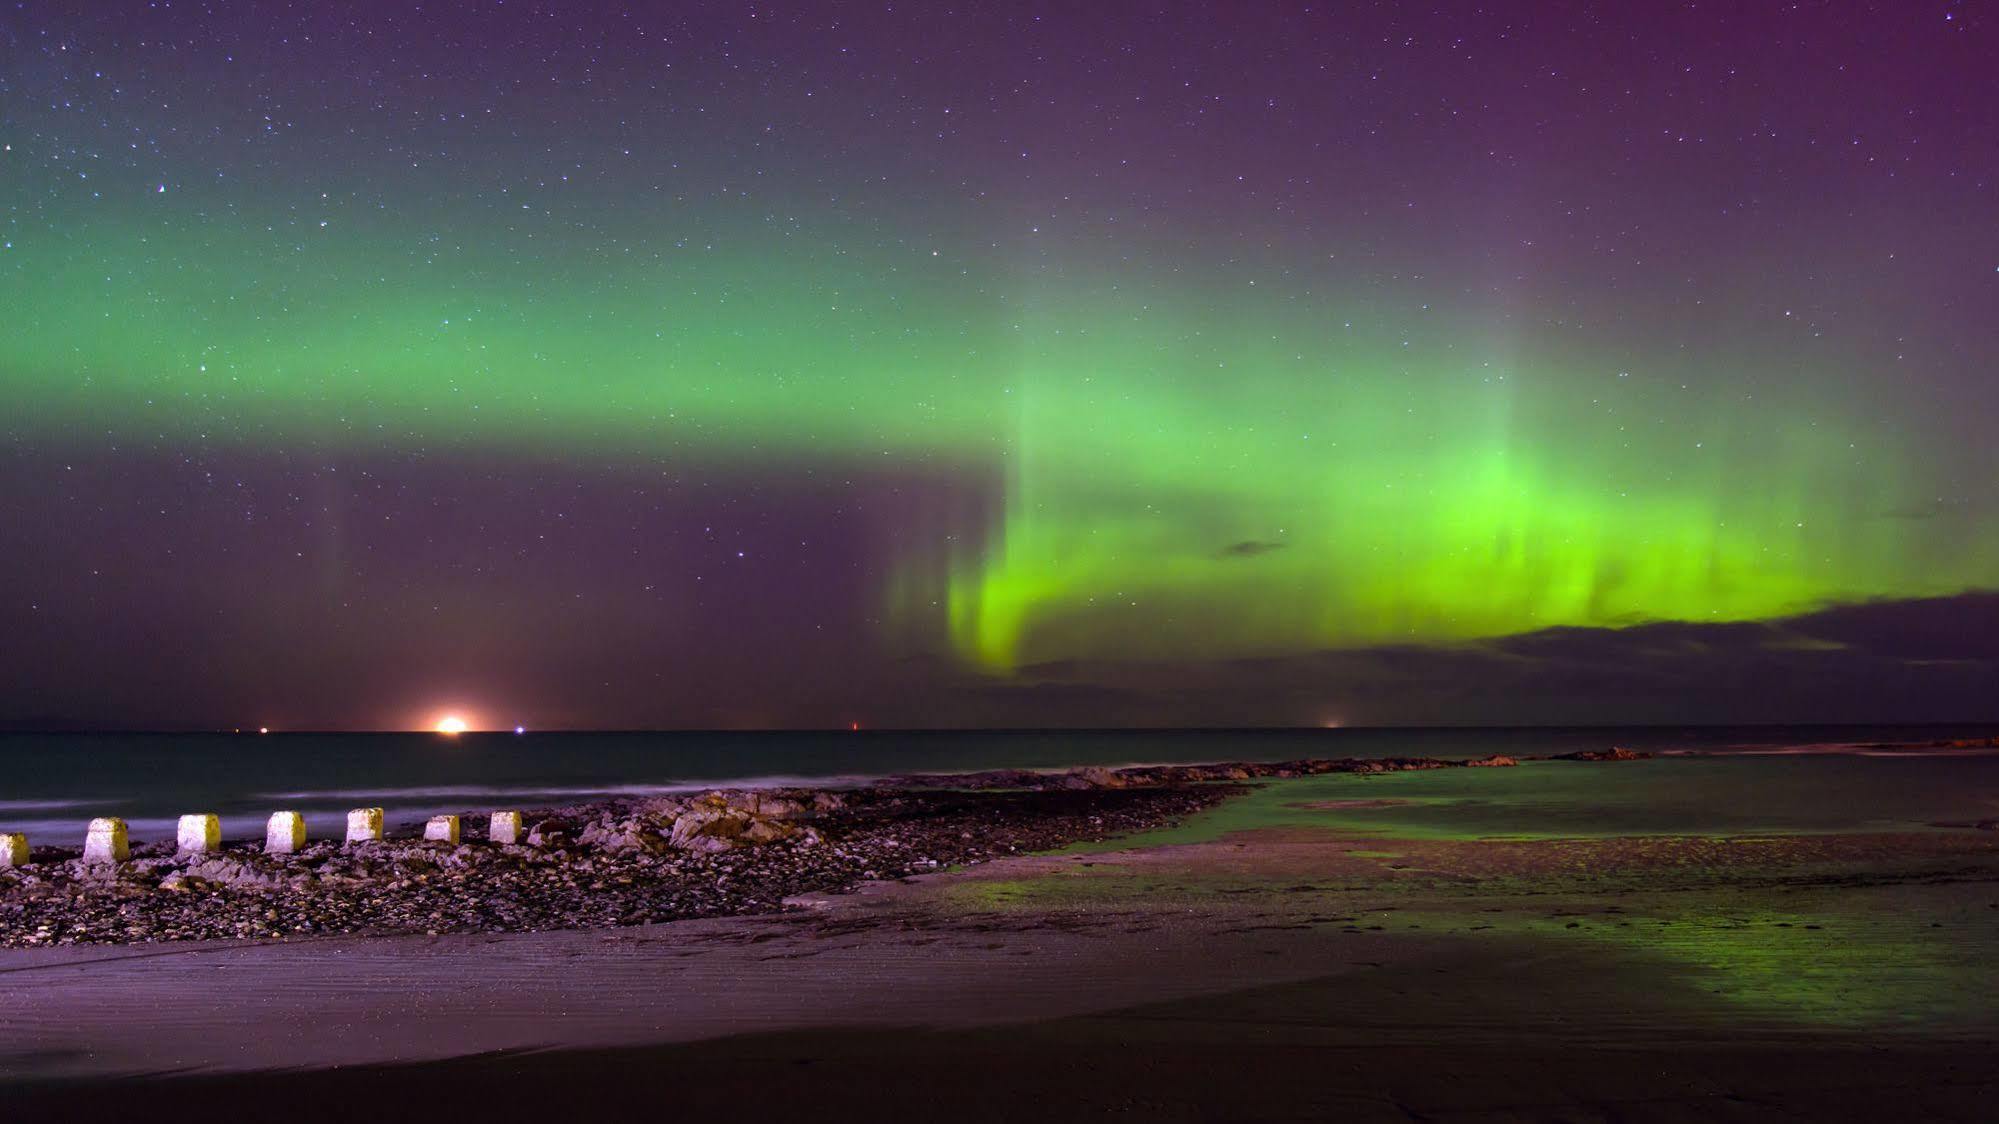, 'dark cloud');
1784,593,1999,662
944,592,1999,728
1217,540,1288,558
